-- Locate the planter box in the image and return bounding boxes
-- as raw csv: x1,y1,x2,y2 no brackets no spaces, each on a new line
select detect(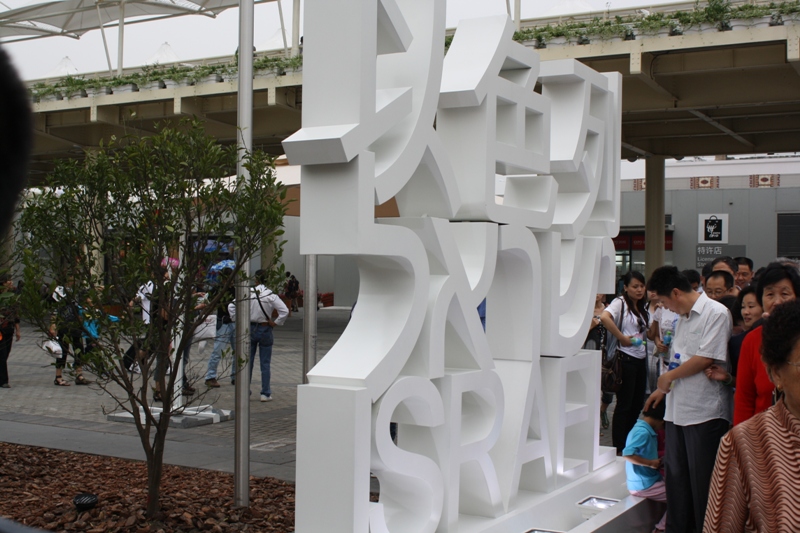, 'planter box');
195,74,223,85
164,78,193,89
39,92,63,102
112,83,139,94
139,80,166,91
254,69,279,80
734,16,773,29
87,86,112,97
66,89,88,99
